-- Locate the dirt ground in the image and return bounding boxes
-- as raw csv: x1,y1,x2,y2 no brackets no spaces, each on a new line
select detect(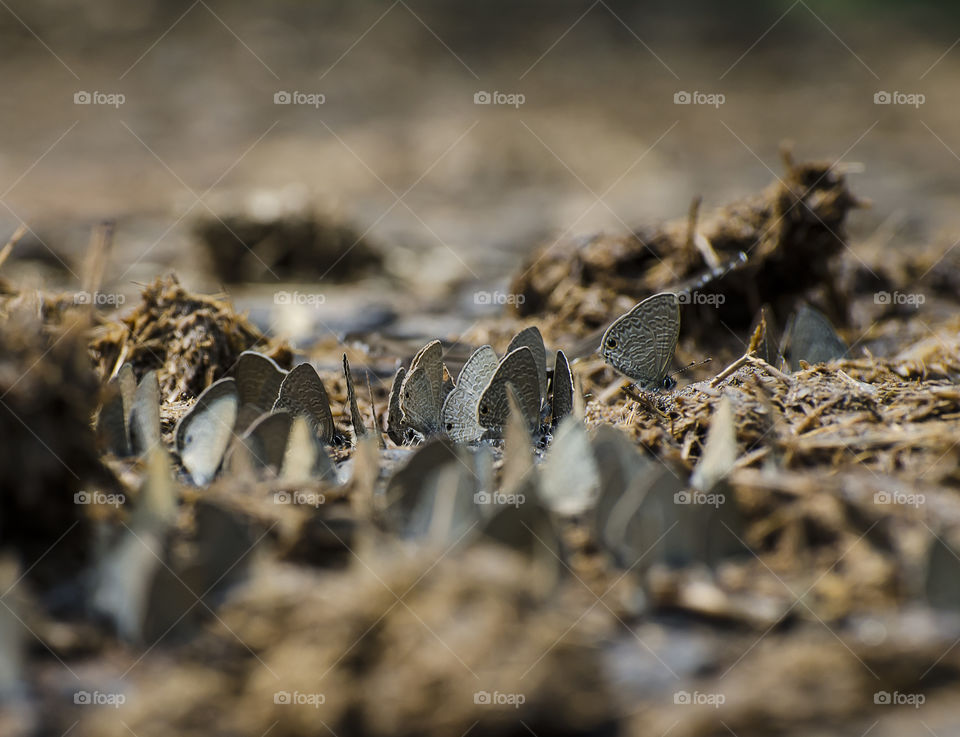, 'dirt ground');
3,2,960,736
